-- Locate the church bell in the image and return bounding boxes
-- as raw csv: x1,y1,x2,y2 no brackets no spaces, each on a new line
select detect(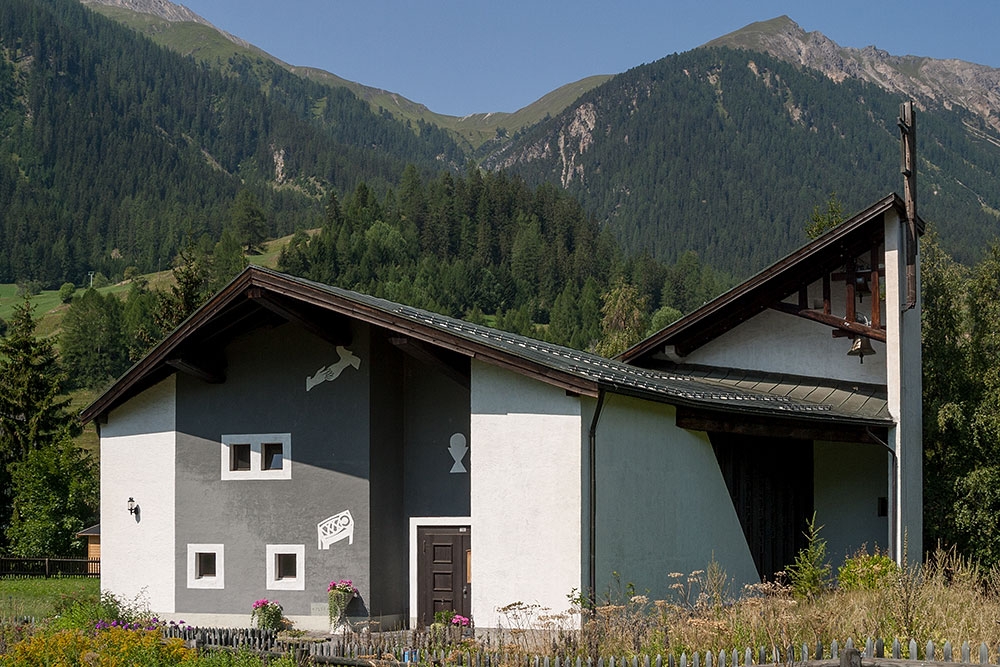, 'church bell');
847,335,875,363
